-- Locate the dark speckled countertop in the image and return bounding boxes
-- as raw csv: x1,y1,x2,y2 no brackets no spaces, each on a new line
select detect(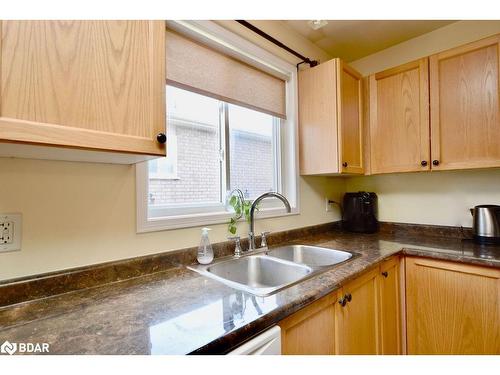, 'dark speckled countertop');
0,225,499,355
